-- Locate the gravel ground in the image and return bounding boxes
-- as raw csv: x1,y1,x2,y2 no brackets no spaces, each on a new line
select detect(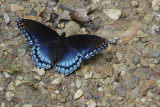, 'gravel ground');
0,0,160,107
